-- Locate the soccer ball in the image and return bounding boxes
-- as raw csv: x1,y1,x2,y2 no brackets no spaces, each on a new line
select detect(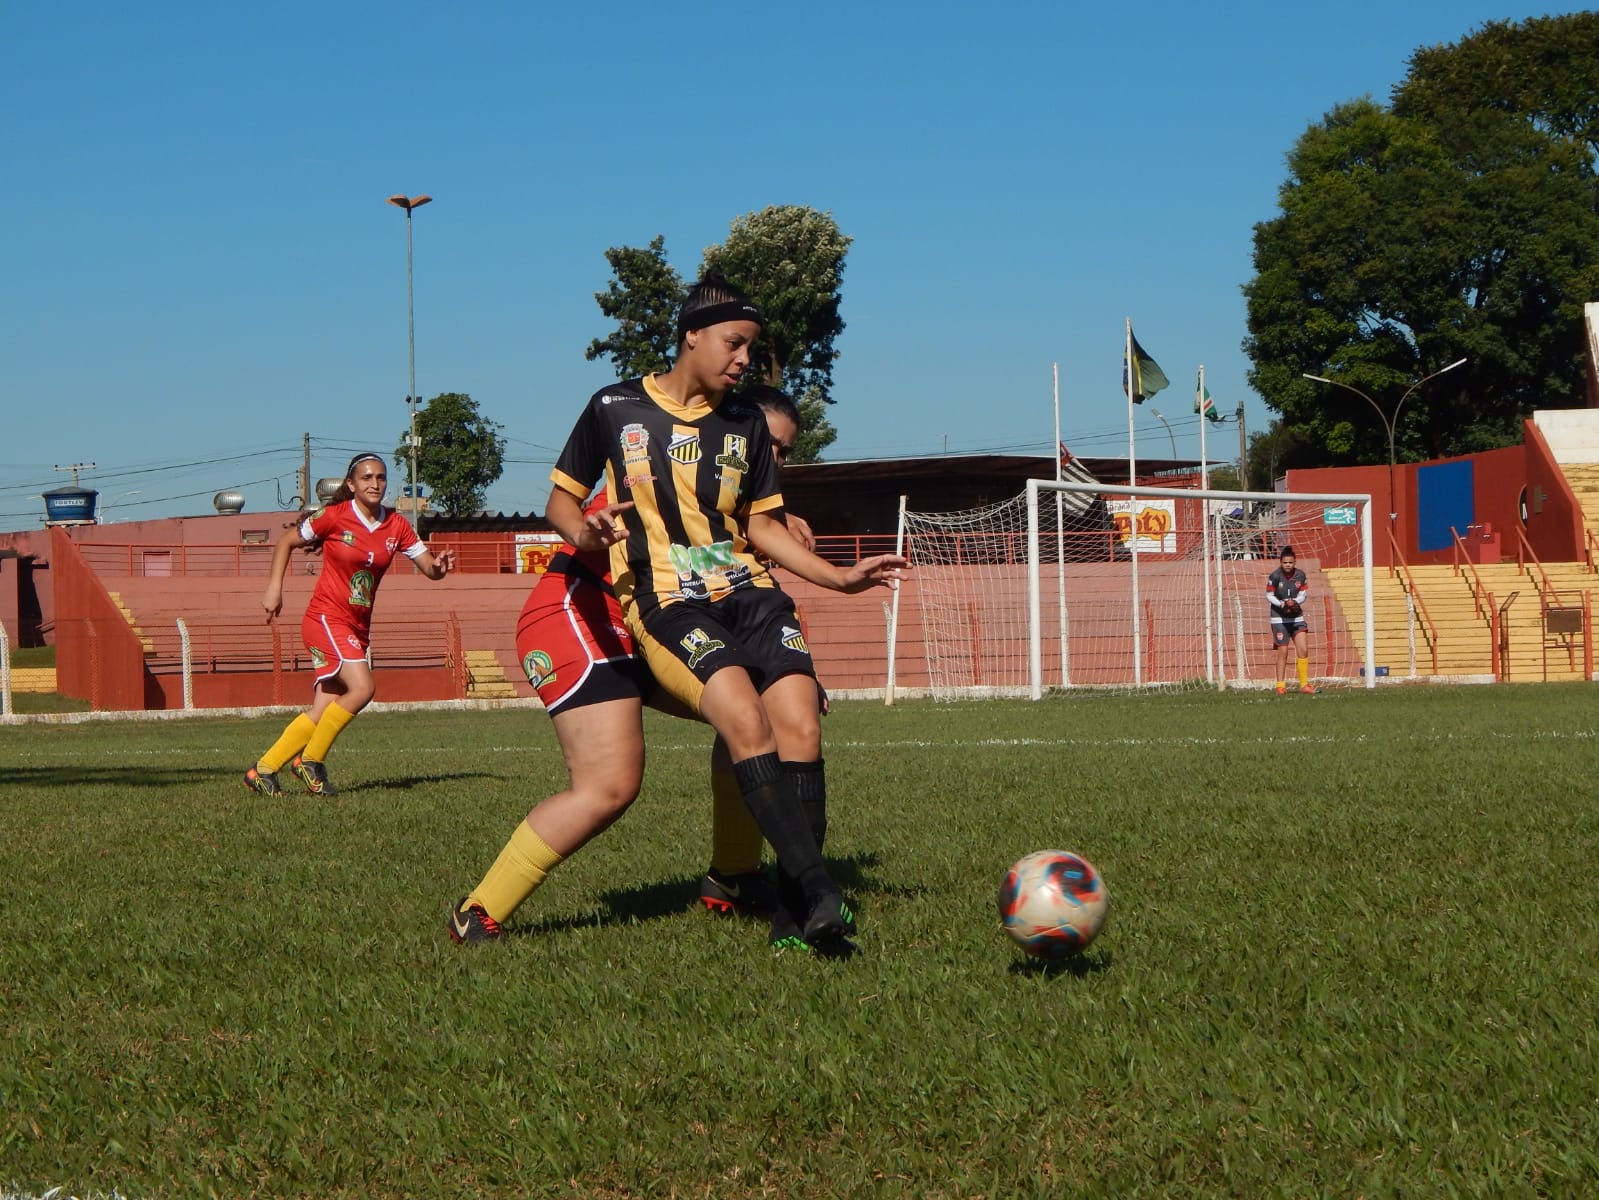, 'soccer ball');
998,850,1109,958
